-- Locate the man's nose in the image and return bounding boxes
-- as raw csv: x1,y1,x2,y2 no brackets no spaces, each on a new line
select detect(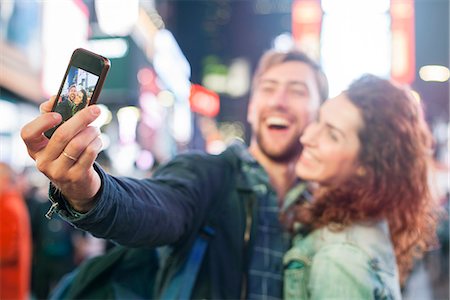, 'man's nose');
269,88,289,108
